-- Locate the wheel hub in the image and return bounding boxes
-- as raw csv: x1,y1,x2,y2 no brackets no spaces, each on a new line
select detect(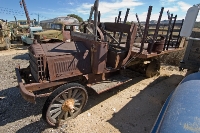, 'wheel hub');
62,98,75,112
